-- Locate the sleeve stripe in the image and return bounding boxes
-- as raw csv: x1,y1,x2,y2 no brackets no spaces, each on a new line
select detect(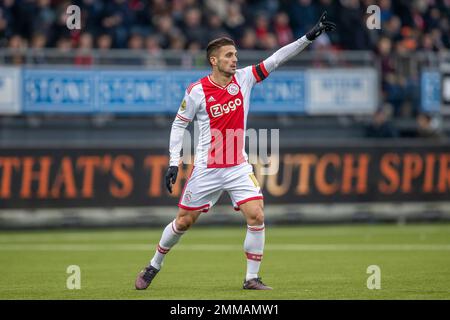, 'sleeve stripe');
187,81,200,94
255,63,268,82
252,65,262,82
260,62,269,78
176,114,191,122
